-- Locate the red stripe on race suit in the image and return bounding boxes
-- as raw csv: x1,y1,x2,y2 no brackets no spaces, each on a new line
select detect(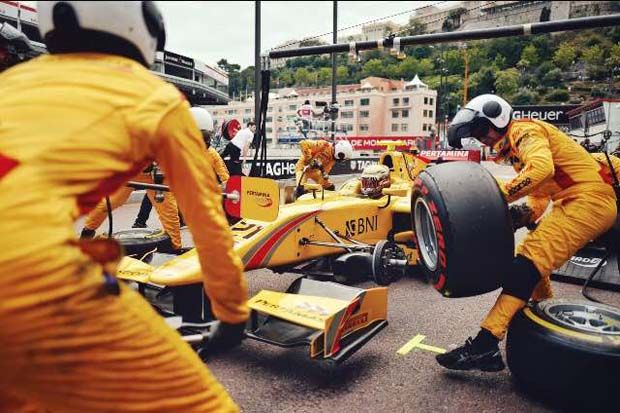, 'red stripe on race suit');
599,166,614,185
553,165,576,189
0,152,19,181
245,211,319,269
76,163,147,215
